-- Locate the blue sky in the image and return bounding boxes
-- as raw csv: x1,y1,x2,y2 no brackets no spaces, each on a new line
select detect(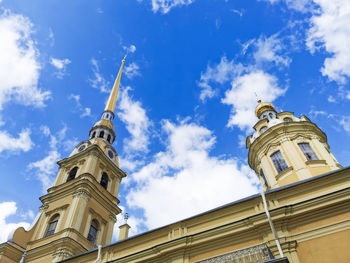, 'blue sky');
0,0,350,242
